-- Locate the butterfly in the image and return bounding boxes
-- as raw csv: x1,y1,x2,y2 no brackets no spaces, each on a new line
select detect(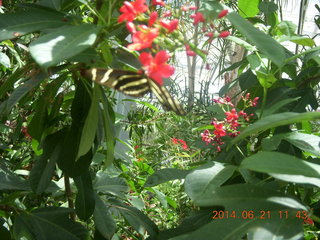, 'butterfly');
84,68,186,115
